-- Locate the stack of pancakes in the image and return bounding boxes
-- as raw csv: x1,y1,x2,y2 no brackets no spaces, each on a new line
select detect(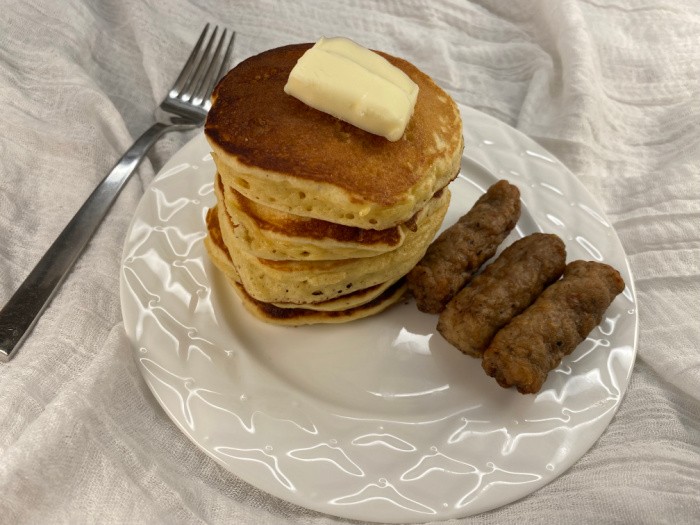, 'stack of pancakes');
203,43,463,325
